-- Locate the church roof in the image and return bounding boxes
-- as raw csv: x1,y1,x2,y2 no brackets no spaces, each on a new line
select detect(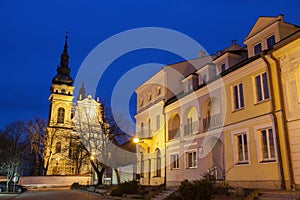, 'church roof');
52,33,74,86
